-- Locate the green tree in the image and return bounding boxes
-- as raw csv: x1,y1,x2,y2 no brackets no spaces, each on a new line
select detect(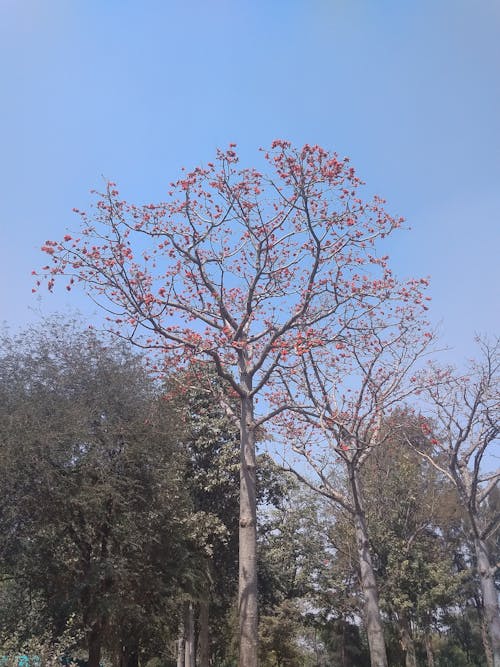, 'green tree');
305,412,478,667
172,366,294,667
0,319,201,667
361,414,468,667
257,479,371,667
